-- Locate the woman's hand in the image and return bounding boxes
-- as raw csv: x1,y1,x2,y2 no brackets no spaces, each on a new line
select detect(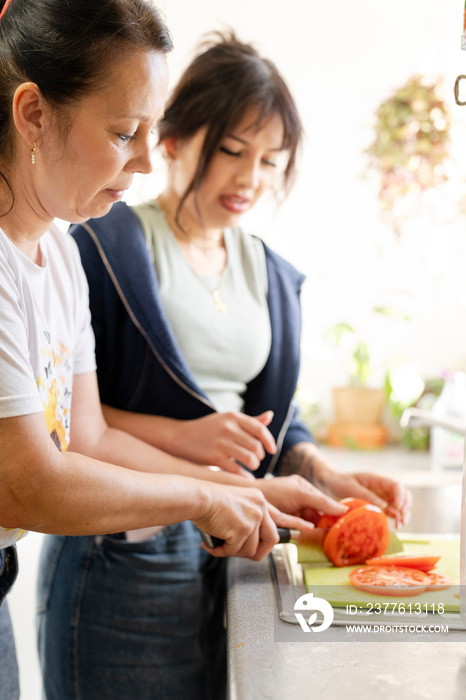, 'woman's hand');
193,481,322,561
278,443,412,528
257,474,348,525
321,470,412,527
175,411,277,477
